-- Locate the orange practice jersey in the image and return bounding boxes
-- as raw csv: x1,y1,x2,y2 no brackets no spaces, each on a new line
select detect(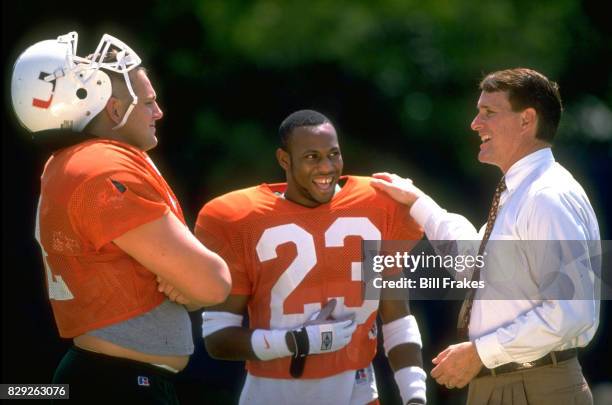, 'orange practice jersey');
196,176,423,379
36,139,185,337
